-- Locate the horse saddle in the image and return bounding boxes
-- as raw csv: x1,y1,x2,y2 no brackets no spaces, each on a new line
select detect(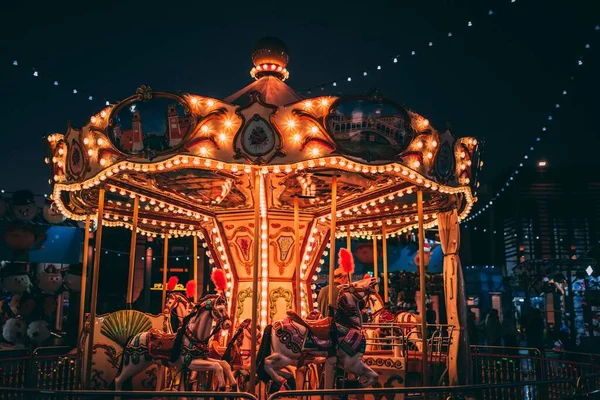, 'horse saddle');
147,328,176,363
286,311,332,346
